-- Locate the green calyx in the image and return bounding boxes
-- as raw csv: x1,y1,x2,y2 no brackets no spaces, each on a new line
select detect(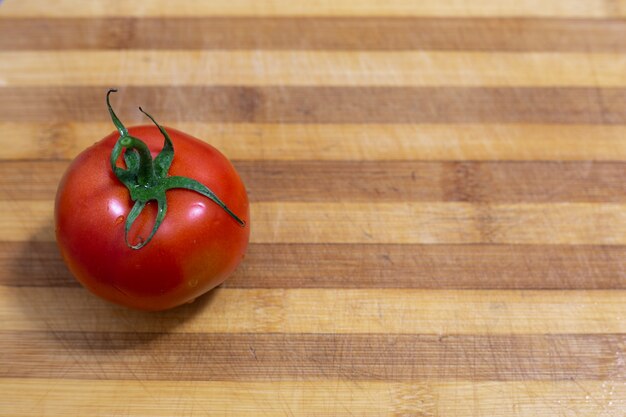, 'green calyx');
106,89,245,250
